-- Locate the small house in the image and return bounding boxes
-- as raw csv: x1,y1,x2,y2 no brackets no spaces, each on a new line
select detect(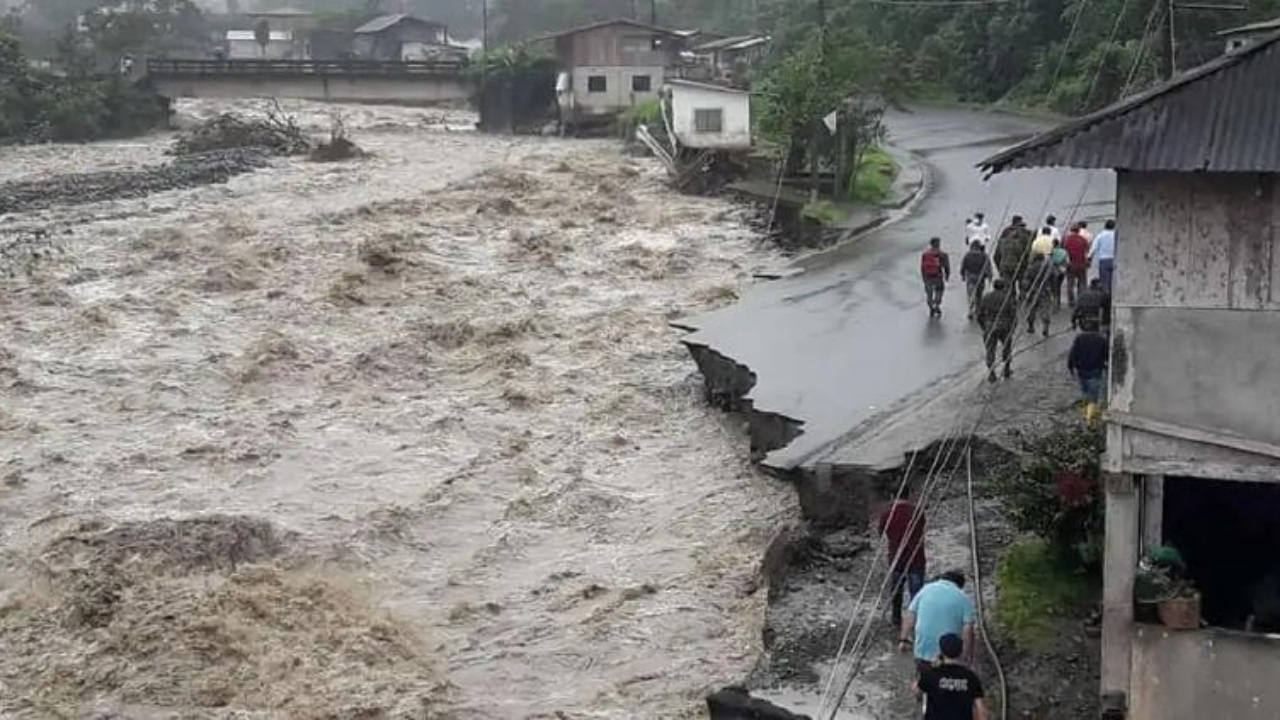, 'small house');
983,31,1280,720
666,79,751,150
354,14,460,61
242,8,316,34
692,34,769,85
226,29,297,59
1218,17,1280,53
539,18,685,126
